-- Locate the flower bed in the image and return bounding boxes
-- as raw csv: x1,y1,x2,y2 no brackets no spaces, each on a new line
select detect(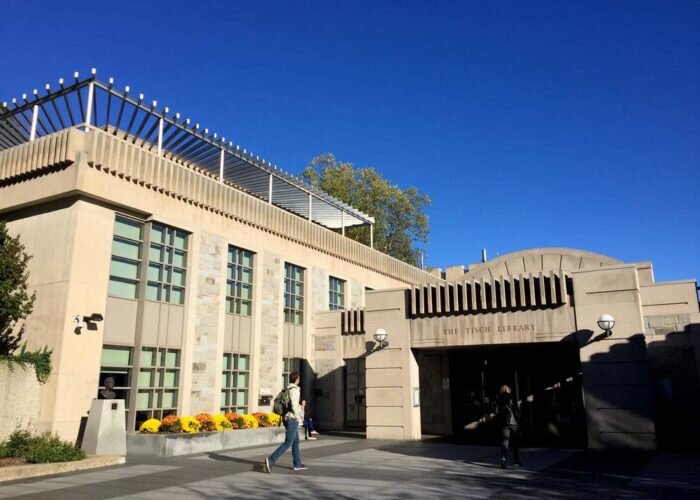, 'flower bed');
127,412,295,457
